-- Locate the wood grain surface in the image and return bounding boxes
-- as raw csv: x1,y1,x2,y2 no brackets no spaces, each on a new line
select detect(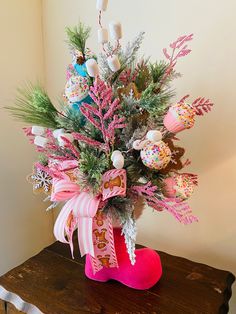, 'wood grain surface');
0,239,234,314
